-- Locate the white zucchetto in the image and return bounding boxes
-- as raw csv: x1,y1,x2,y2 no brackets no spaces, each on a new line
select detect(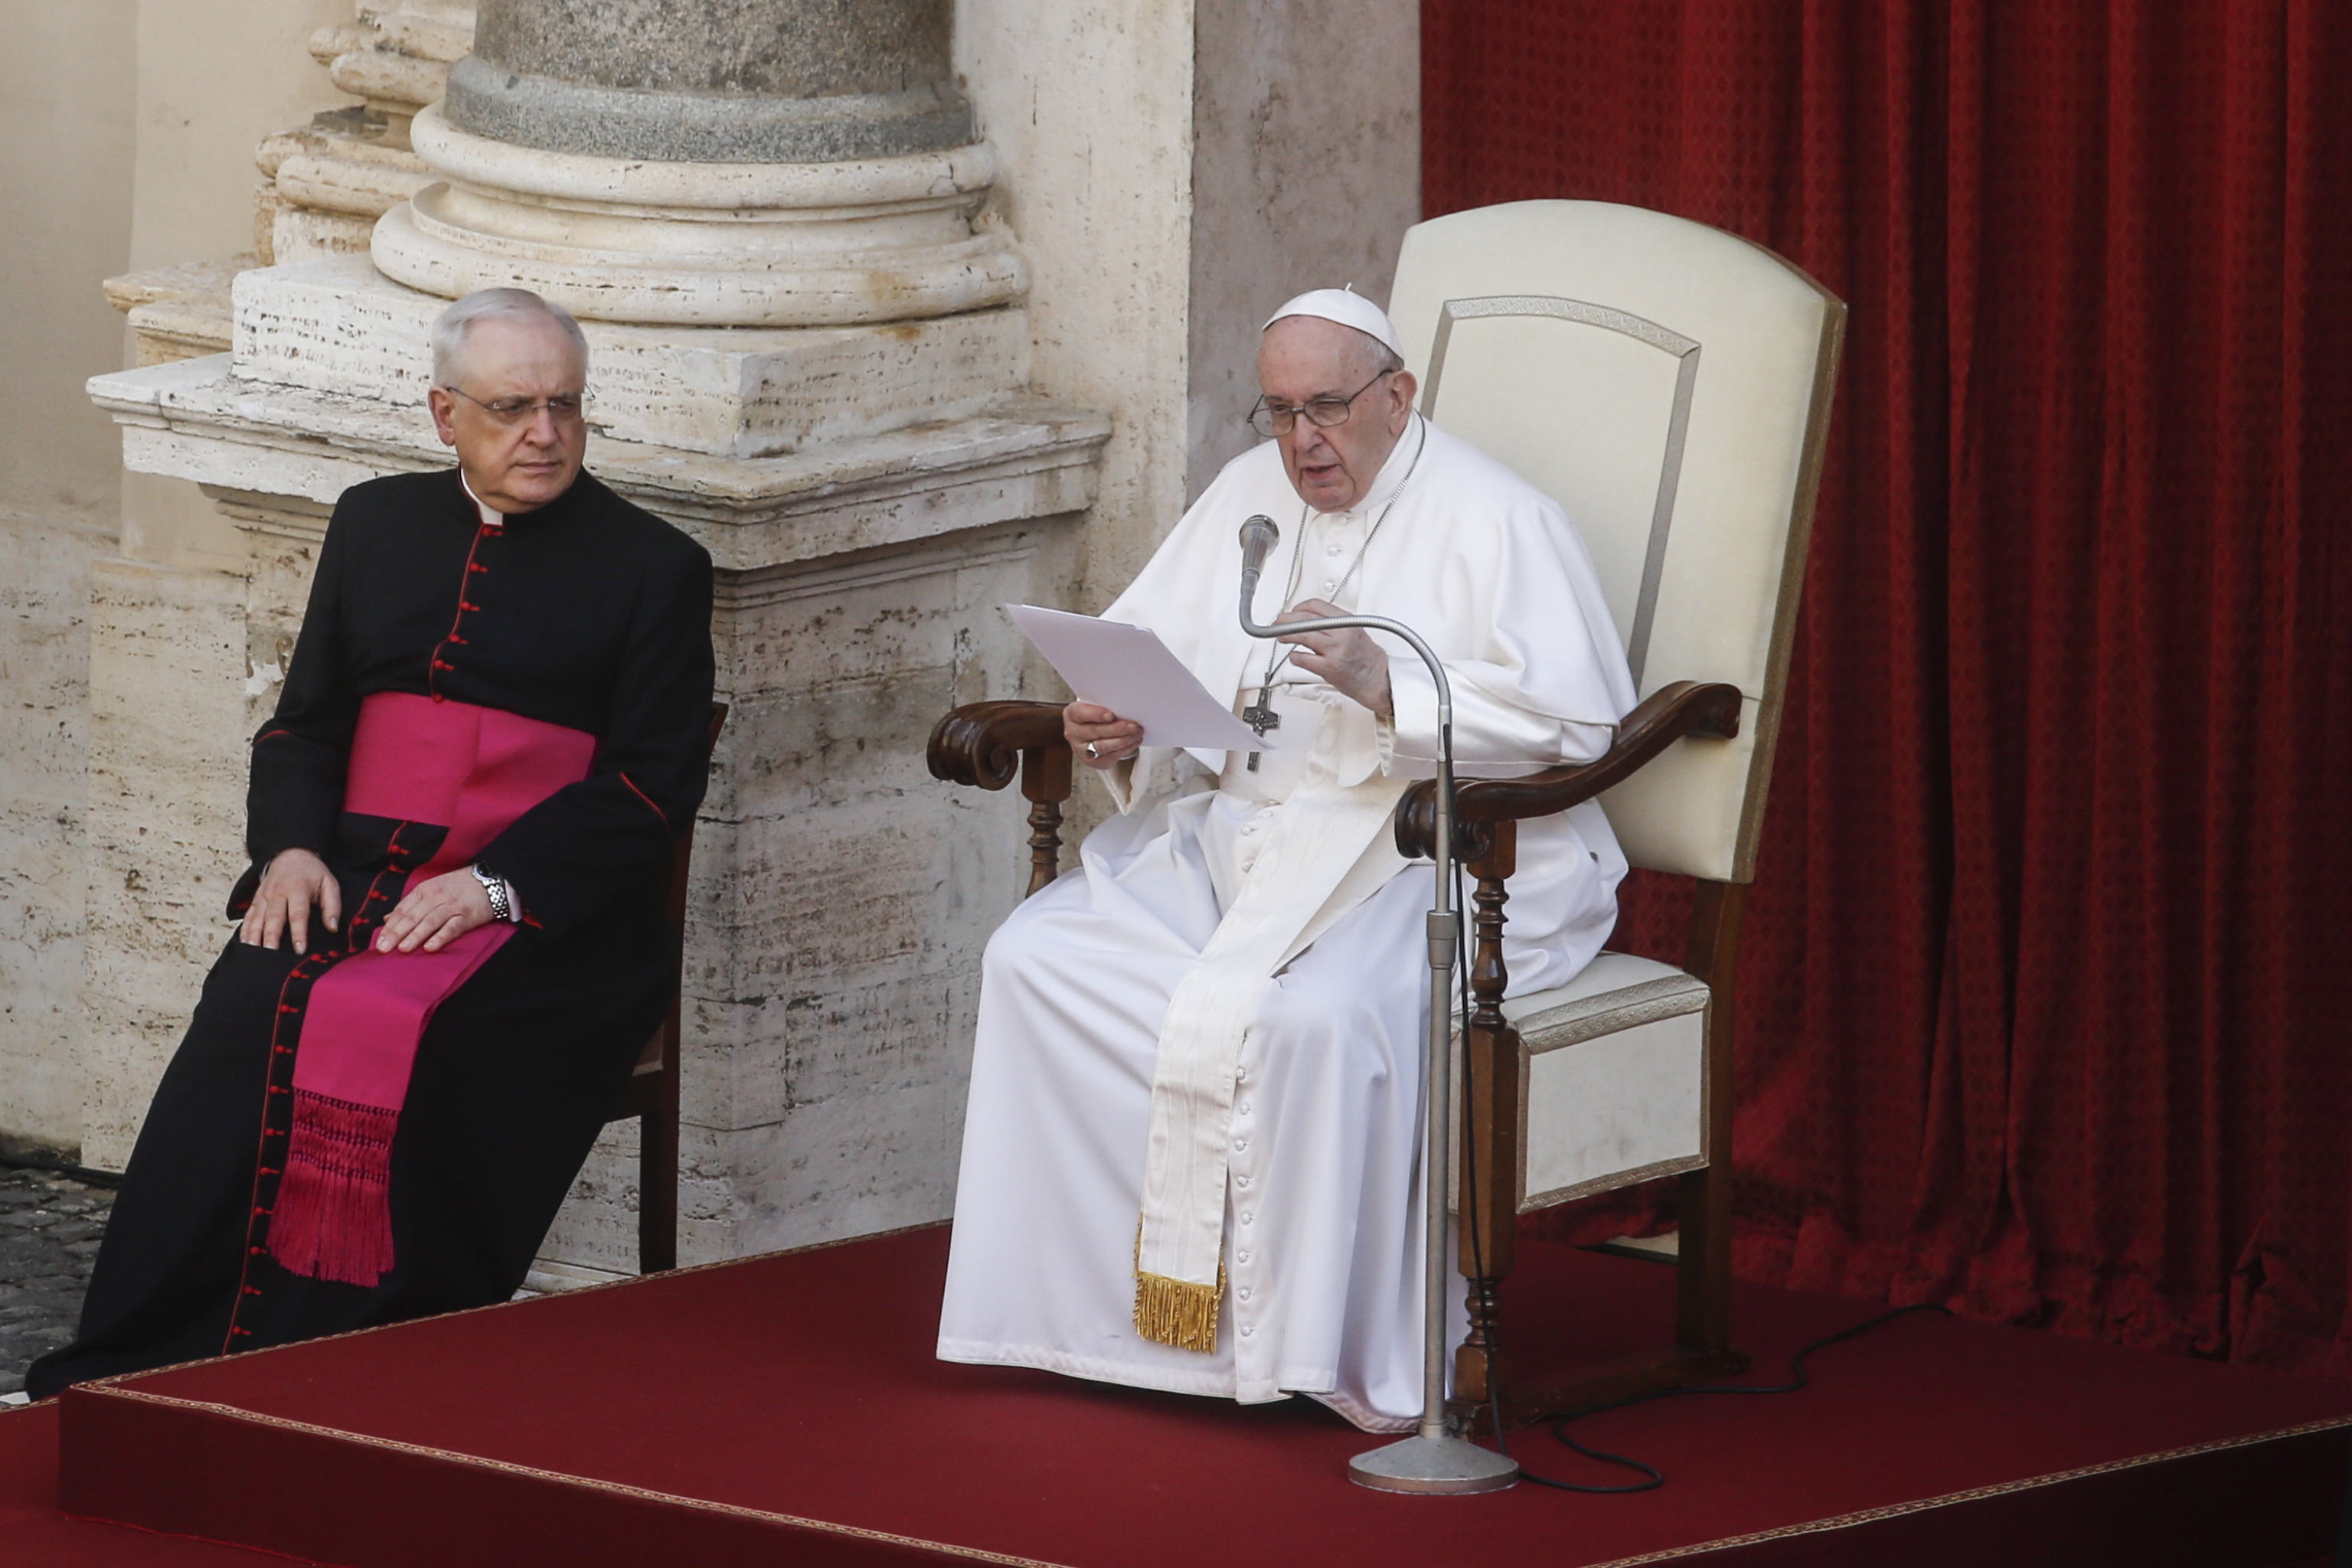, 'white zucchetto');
1263,287,1406,361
